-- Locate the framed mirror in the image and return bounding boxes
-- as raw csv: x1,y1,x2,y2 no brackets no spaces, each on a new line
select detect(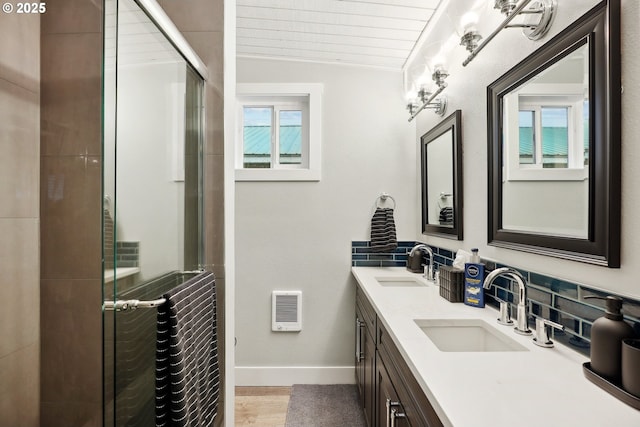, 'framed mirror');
421,110,463,240
488,0,620,267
